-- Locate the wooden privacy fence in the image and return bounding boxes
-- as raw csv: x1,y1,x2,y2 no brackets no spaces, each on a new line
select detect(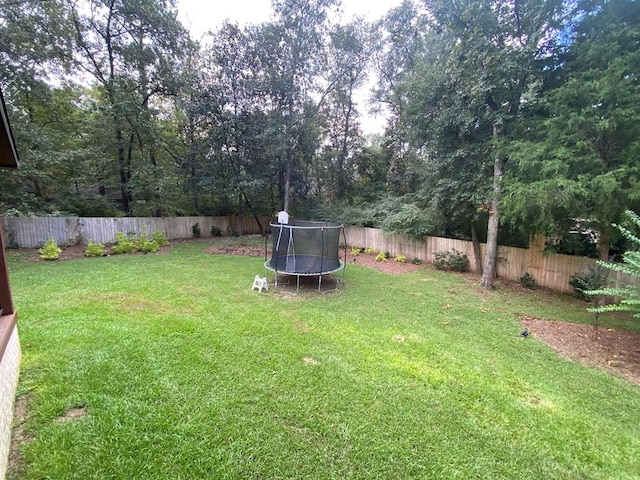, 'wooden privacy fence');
2,216,271,249
2,218,634,295
344,226,633,294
